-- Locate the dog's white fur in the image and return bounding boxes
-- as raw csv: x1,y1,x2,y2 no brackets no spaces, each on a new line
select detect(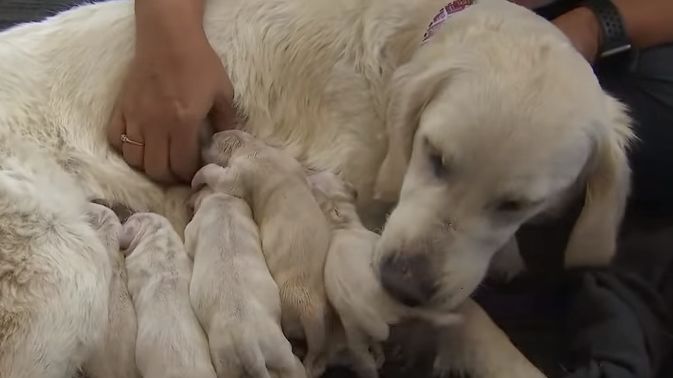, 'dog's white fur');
81,202,139,378
0,141,111,378
434,299,546,378
194,130,332,377
185,185,306,378
308,171,460,378
0,0,632,376
121,213,216,378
